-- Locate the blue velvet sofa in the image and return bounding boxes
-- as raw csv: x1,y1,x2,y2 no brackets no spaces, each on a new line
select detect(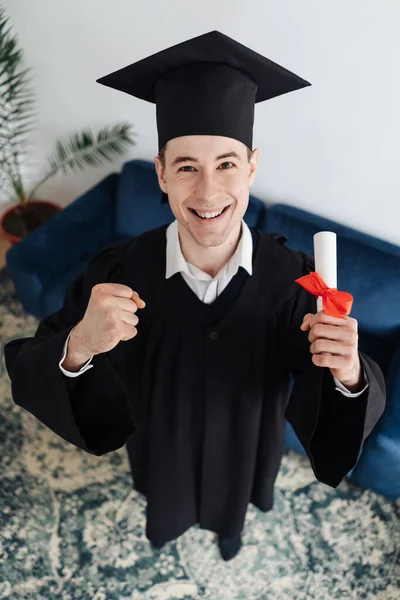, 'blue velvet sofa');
5,159,400,501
